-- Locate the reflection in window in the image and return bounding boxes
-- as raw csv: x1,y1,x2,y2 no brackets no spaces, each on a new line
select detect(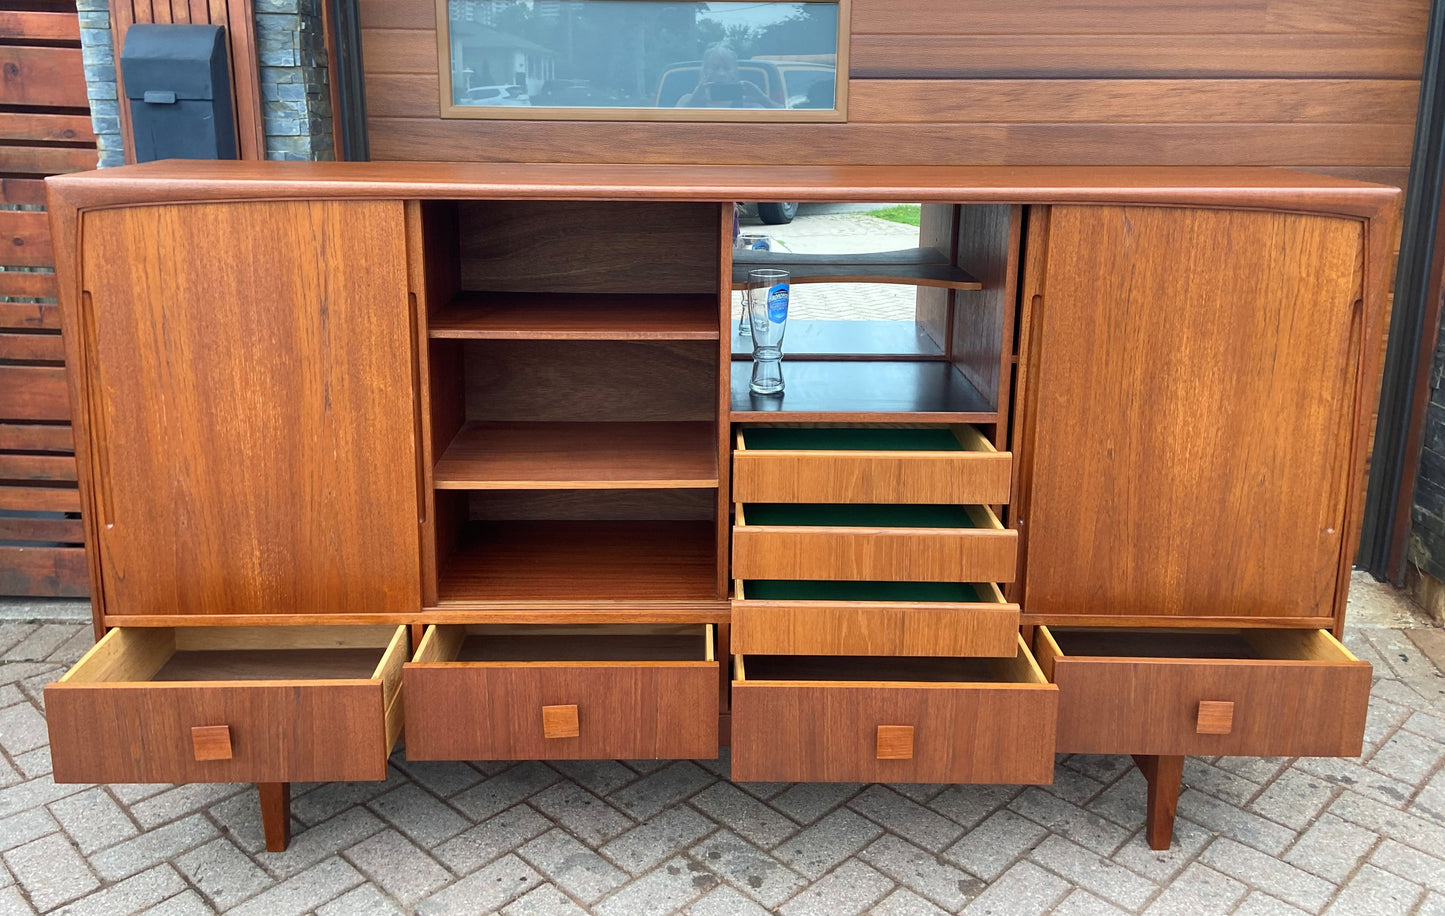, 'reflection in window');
443,0,840,112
